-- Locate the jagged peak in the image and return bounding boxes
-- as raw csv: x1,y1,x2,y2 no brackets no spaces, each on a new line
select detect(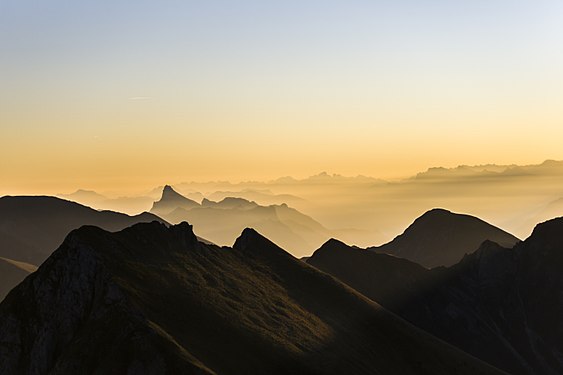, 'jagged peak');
160,185,185,199
152,185,200,211
67,221,200,256
169,221,199,246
